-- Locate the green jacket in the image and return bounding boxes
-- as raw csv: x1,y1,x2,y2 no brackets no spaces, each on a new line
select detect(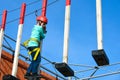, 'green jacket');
28,25,45,47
